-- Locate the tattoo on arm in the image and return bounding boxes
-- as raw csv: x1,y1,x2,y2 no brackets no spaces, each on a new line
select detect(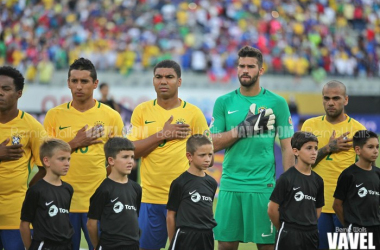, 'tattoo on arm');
313,146,330,167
